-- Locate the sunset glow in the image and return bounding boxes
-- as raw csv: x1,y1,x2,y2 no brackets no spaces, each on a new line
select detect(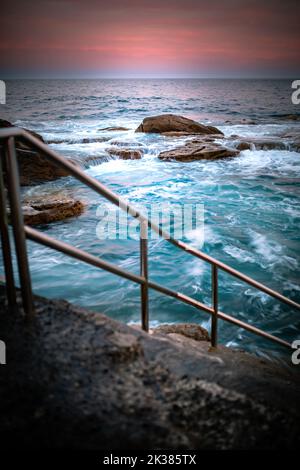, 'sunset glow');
1,0,300,77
